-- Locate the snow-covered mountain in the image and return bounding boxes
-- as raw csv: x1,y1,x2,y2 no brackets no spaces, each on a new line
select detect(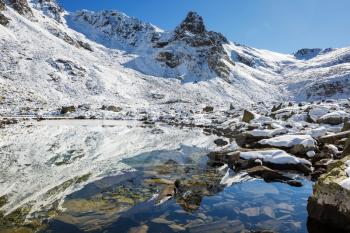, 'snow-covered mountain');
1,0,350,117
